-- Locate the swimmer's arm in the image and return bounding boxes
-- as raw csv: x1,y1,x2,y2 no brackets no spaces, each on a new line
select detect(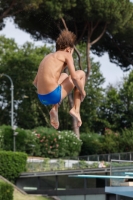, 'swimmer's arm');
65,54,85,95
33,74,38,88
